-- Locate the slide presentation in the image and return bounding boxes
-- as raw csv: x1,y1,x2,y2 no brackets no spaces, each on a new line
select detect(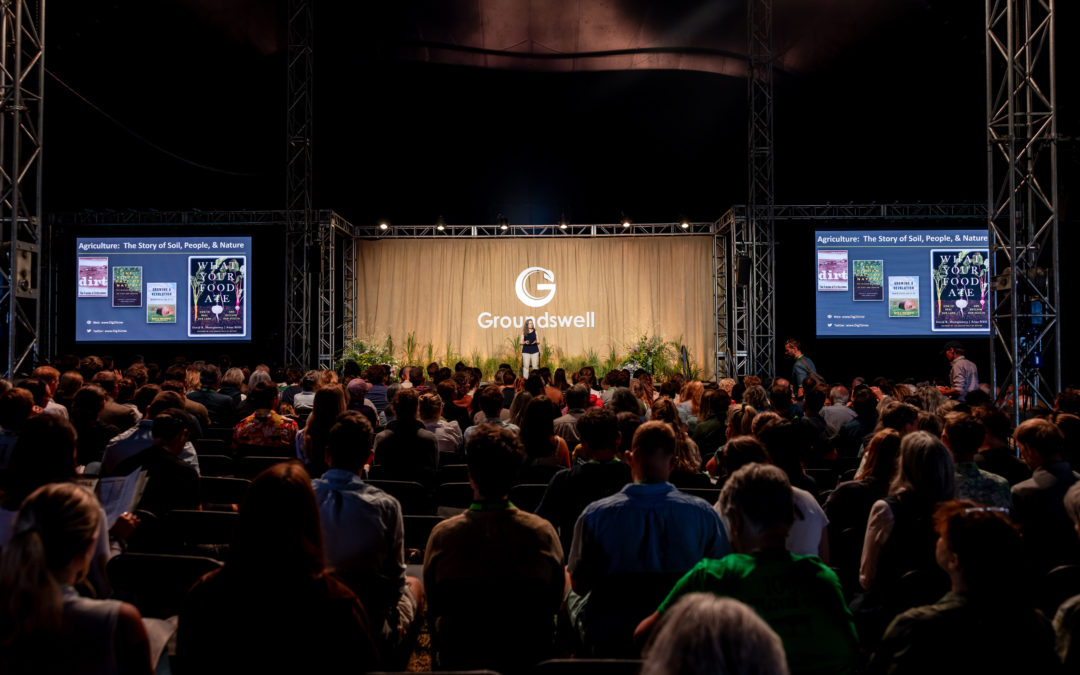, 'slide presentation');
814,228,990,338
75,236,252,342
